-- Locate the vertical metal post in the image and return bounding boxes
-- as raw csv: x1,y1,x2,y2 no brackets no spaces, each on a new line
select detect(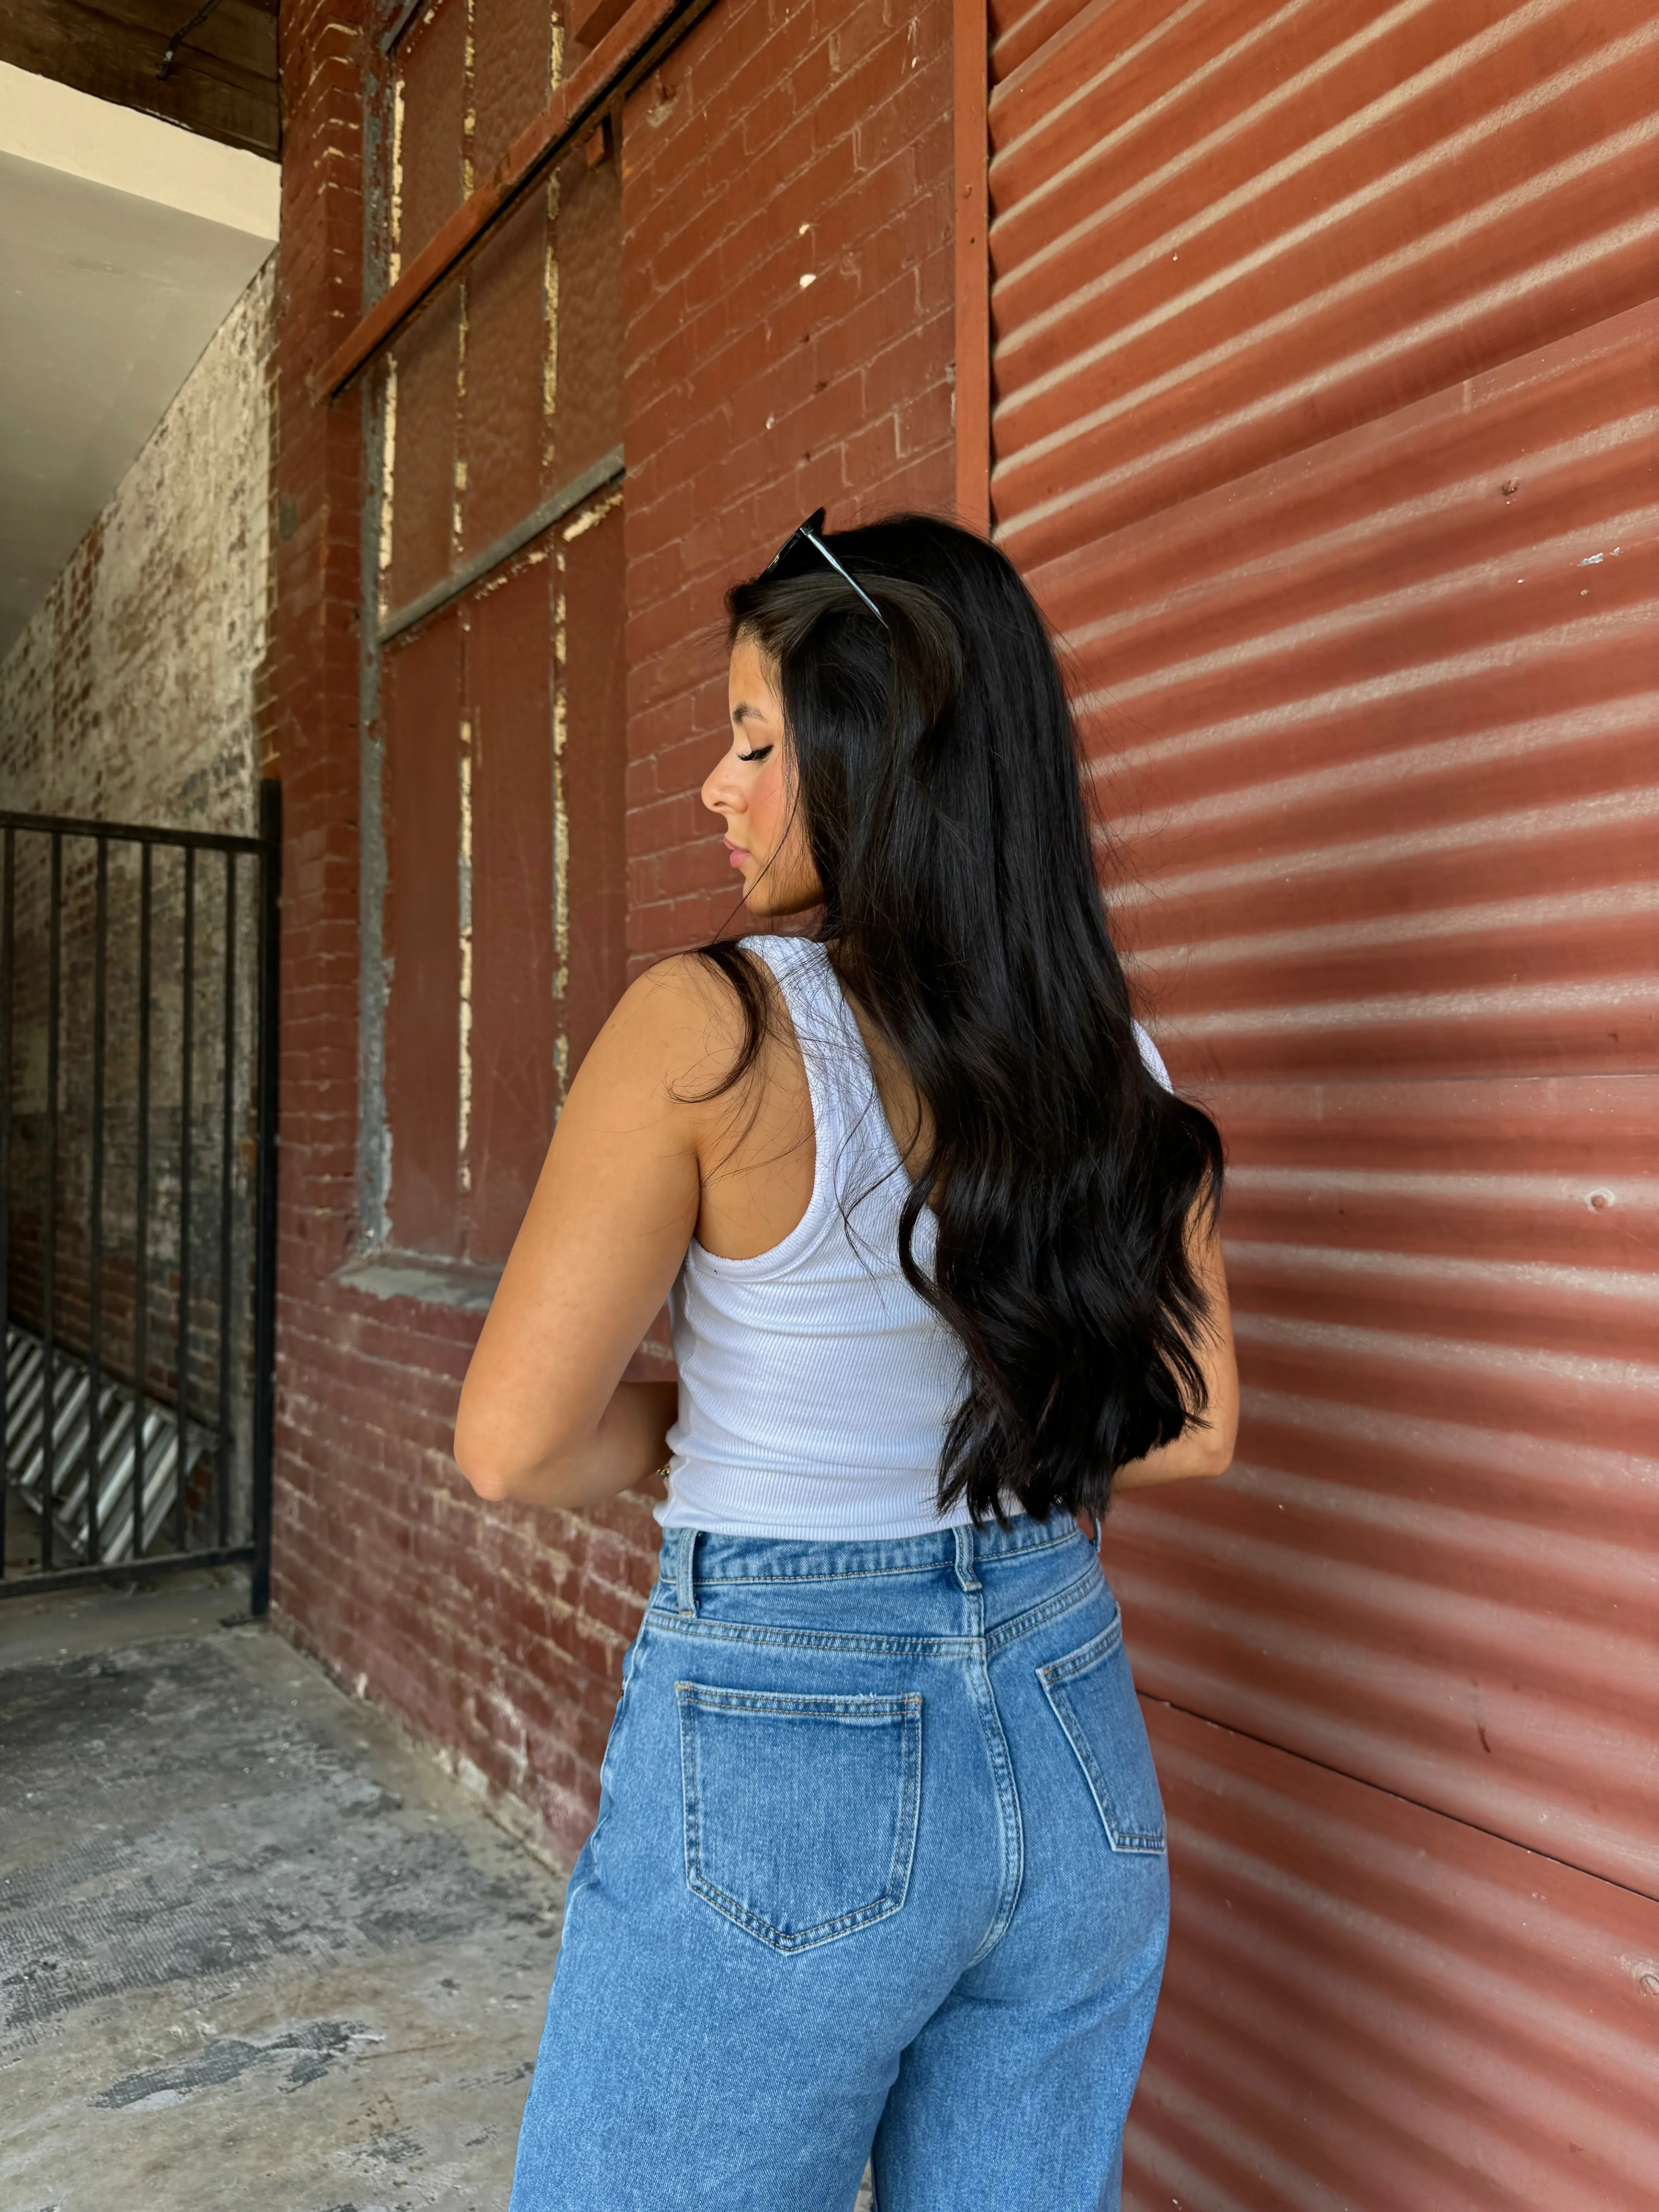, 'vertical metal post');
249,782,280,1617
132,843,152,1563
0,828,12,1579
41,834,61,1571
87,840,109,1563
174,845,195,1551
216,852,237,1548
